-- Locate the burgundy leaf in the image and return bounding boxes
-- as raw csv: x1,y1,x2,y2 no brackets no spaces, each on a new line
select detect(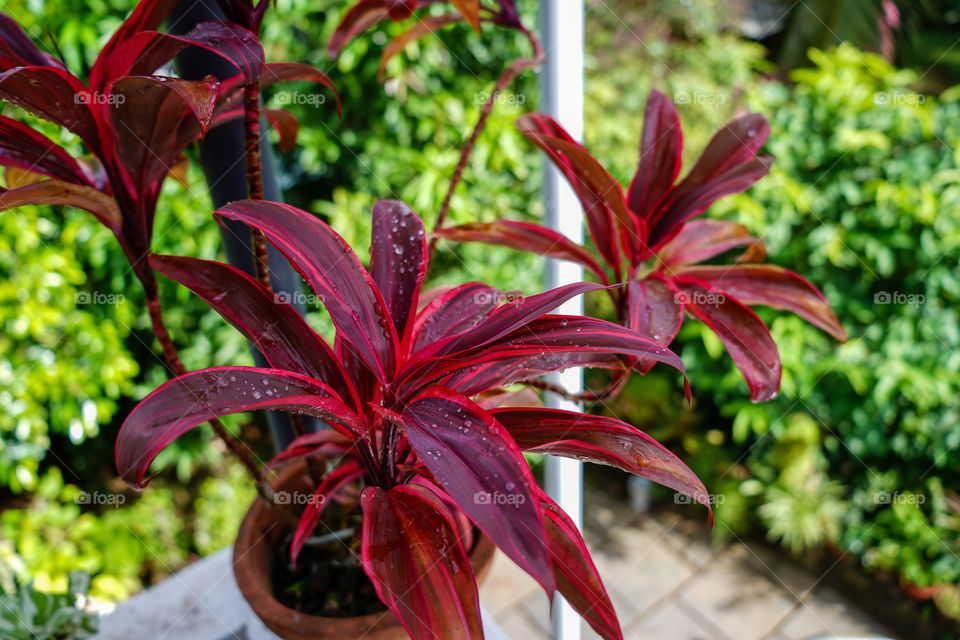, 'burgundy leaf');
217,200,399,382
290,462,366,563
262,430,355,477
150,254,361,408
361,484,484,640
329,0,414,58
434,220,609,282
94,22,264,90
673,265,847,341
491,408,712,524
656,218,766,267
263,108,299,152
399,387,555,596
0,13,64,69
444,351,622,398
0,66,99,149
424,281,604,358
92,0,182,77
449,0,481,30
627,89,682,223
627,277,684,373
0,116,93,185
115,367,361,488
370,200,427,347
673,277,781,402
411,282,500,353
517,114,627,273
538,492,623,640
216,61,342,120
0,179,121,230
378,14,462,81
